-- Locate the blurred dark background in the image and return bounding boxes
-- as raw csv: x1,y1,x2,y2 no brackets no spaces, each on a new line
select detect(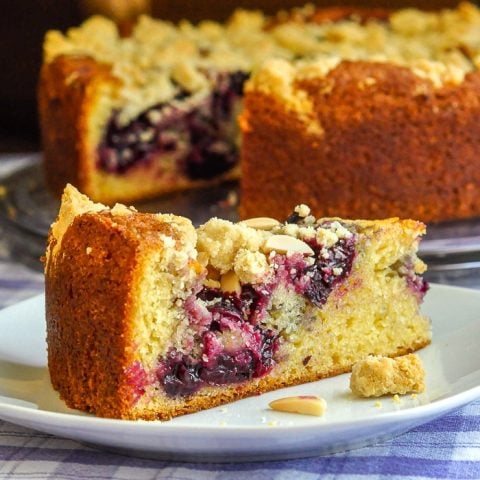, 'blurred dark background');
0,0,464,153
